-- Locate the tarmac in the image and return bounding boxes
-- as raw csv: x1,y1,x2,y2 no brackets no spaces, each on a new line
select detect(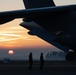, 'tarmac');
0,60,76,75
